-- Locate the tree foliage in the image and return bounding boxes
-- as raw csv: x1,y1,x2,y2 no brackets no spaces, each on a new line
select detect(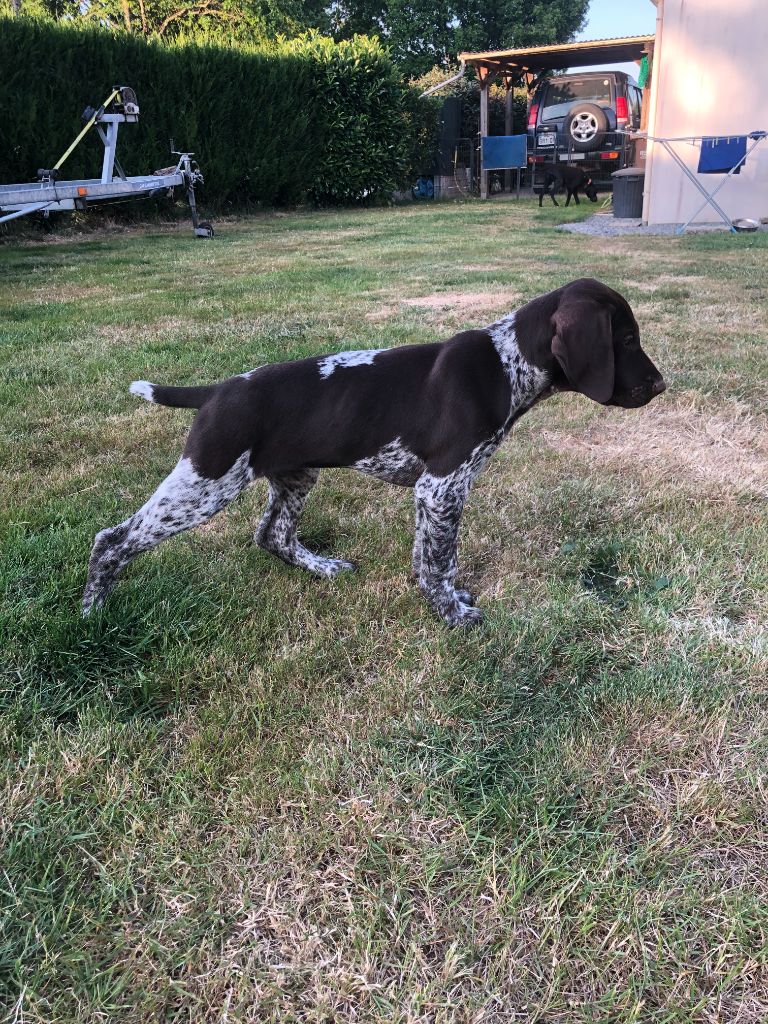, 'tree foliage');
330,0,590,78
1,0,329,41
3,0,589,71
